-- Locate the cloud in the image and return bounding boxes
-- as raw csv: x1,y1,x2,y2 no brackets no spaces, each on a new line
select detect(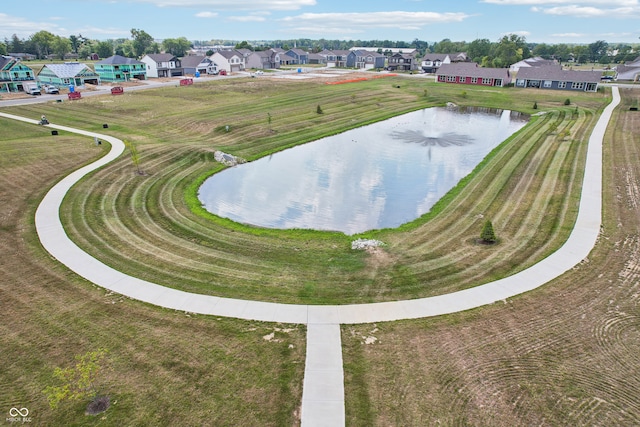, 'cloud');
550,32,586,37
228,15,267,22
195,11,219,18
532,5,640,17
482,0,637,5
134,0,315,10
0,13,61,37
281,11,470,32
